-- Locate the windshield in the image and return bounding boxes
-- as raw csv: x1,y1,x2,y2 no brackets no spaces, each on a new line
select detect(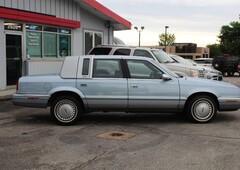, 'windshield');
151,49,175,63
173,56,193,66
186,59,198,66
150,59,179,78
